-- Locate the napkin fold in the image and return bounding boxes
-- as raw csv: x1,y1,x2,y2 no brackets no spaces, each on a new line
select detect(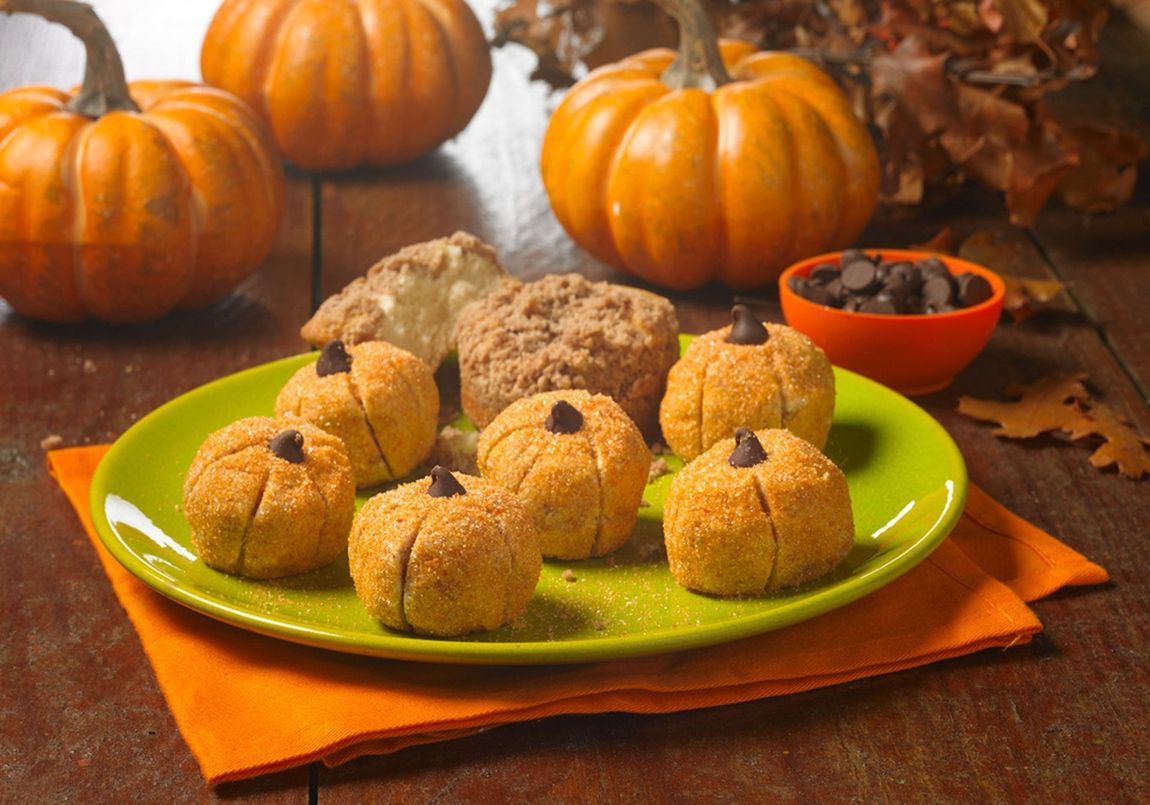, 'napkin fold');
49,446,1108,784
